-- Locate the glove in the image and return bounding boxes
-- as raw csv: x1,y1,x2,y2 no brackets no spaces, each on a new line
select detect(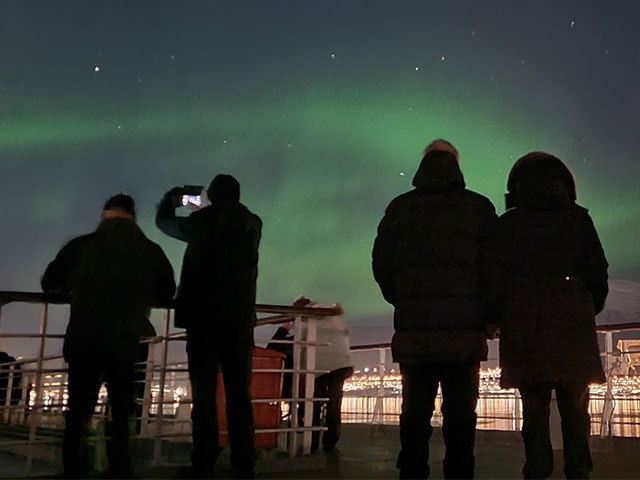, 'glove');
166,186,184,208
